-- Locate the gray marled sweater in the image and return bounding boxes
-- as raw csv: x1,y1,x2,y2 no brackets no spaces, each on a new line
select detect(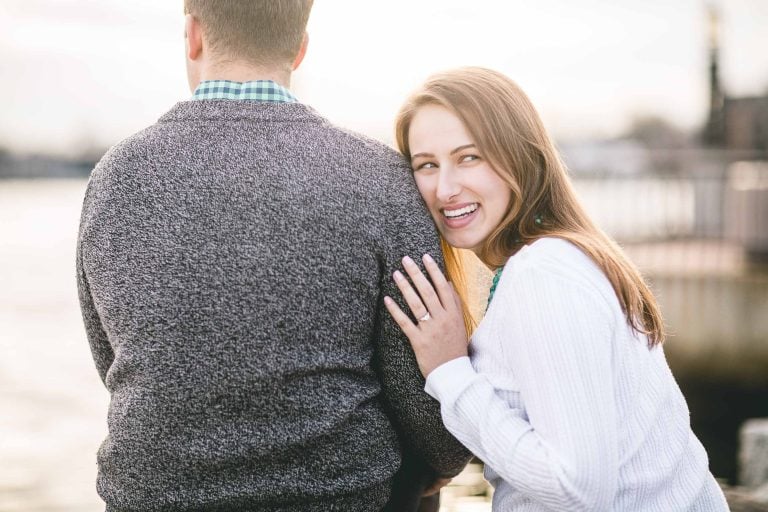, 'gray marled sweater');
76,100,470,511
